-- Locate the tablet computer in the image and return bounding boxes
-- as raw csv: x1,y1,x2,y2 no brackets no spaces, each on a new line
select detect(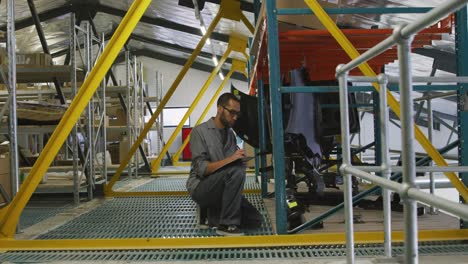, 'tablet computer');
240,156,254,162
